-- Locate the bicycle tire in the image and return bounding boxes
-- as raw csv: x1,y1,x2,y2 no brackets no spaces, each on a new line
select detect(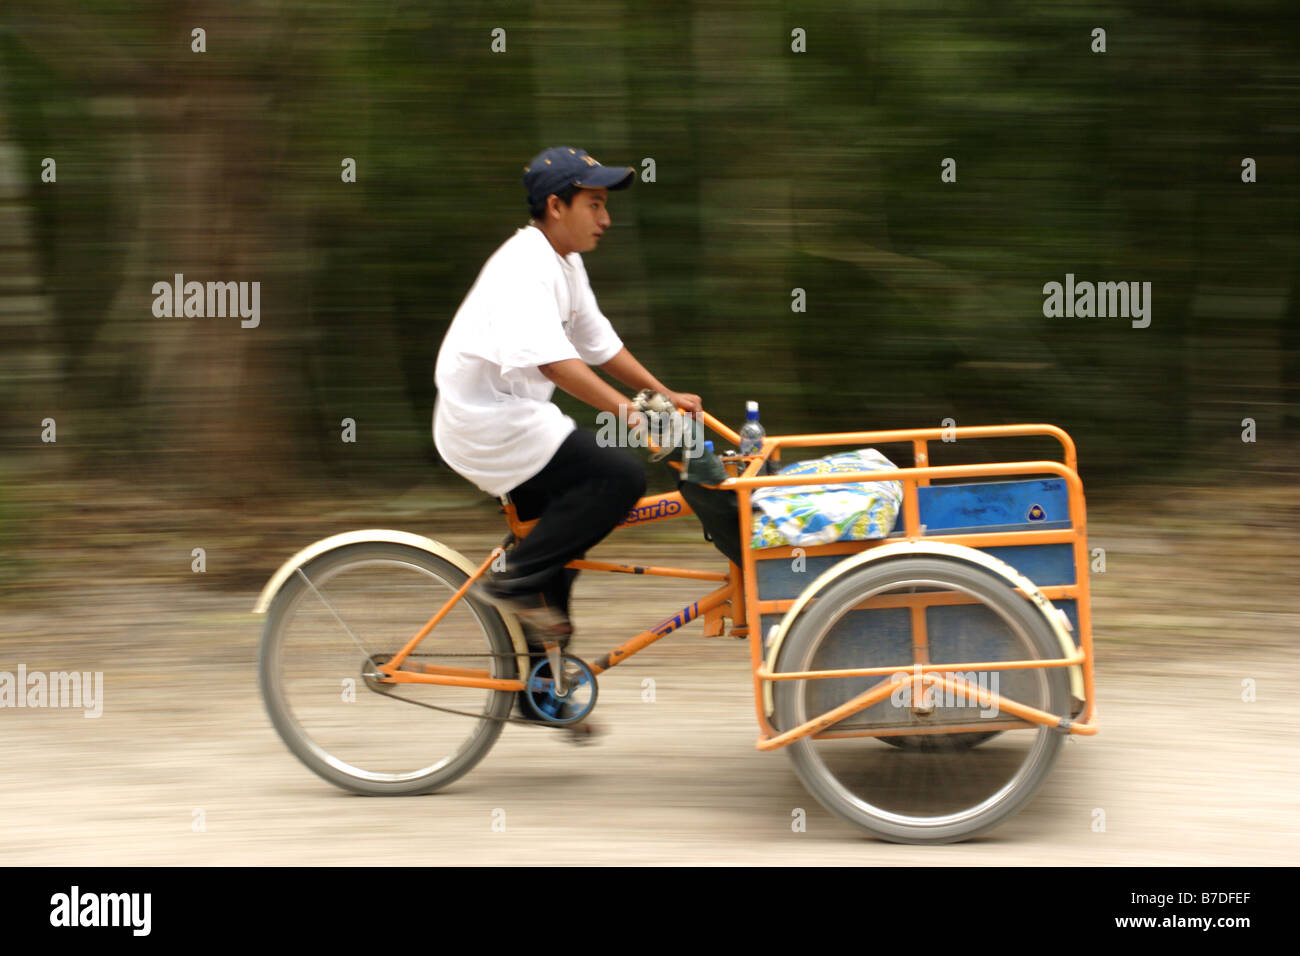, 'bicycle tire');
259,541,517,795
774,556,1070,844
